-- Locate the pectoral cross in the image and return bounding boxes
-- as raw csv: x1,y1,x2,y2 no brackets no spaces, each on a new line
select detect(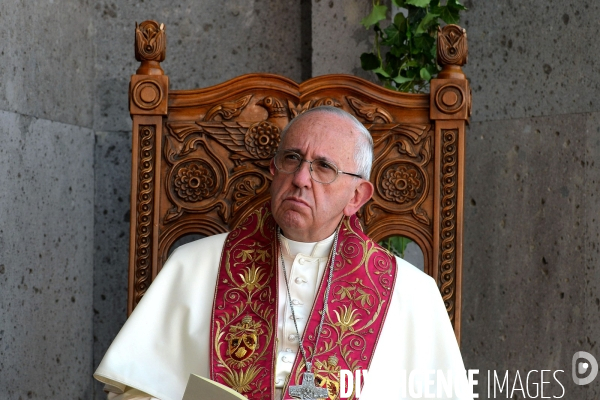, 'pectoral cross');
288,363,328,400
